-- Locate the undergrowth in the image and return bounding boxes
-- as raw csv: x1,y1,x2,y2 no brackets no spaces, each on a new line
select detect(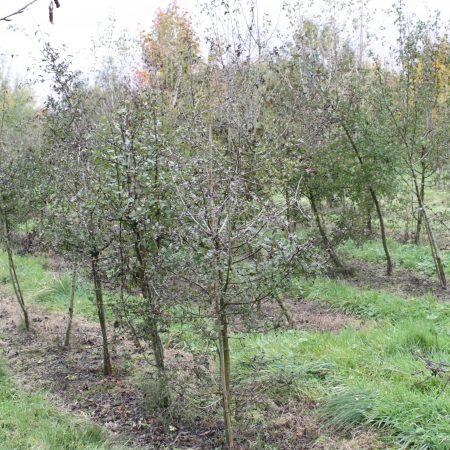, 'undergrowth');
339,238,450,276
234,318,449,449
0,251,102,319
0,360,120,450
1,247,449,449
